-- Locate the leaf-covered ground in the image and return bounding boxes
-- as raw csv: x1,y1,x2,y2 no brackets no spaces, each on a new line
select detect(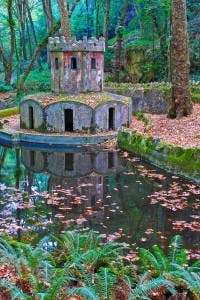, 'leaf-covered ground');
130,104,200,148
